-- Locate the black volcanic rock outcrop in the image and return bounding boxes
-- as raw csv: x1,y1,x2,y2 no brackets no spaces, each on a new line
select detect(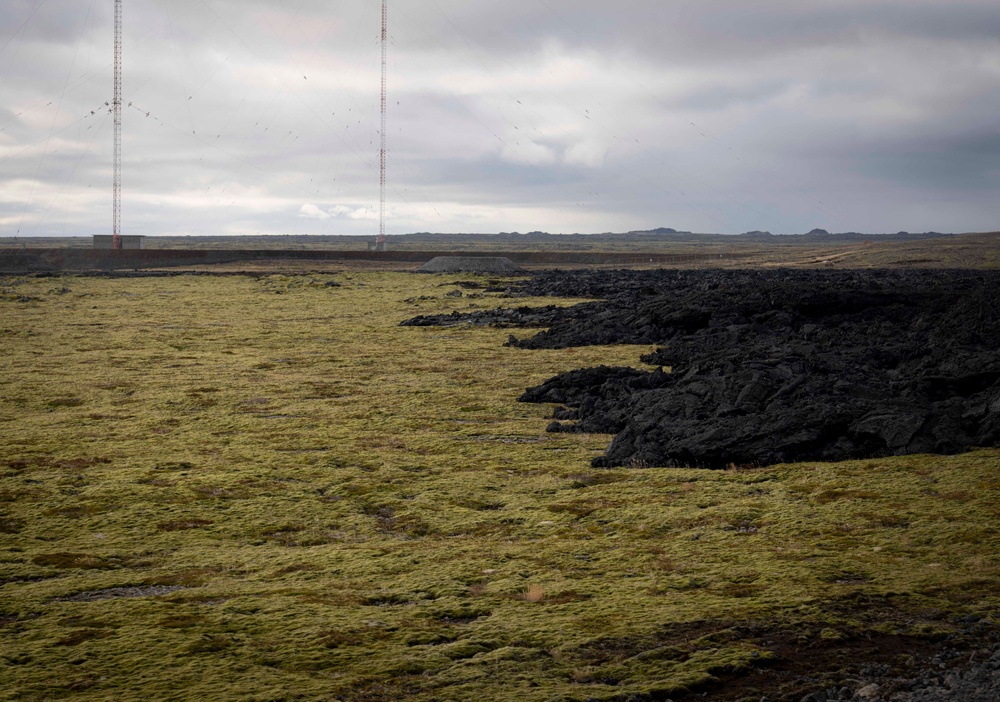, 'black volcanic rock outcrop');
406,269,1000,468
400,304,574,329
